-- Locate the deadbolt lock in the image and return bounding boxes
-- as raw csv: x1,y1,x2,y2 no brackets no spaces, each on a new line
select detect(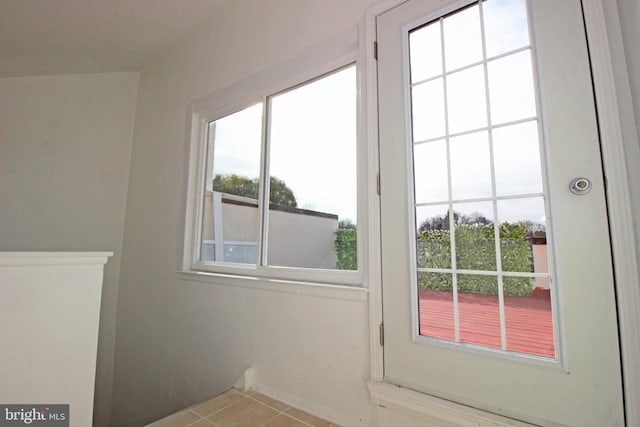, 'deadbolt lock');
569,177,592,195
